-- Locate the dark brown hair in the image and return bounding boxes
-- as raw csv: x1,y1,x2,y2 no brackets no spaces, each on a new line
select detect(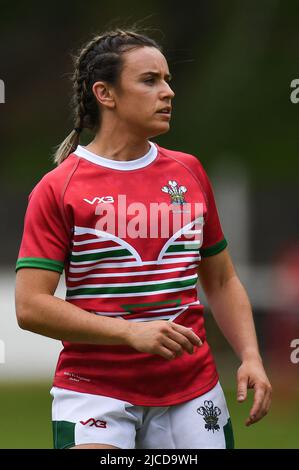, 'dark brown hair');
53,29,161,165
